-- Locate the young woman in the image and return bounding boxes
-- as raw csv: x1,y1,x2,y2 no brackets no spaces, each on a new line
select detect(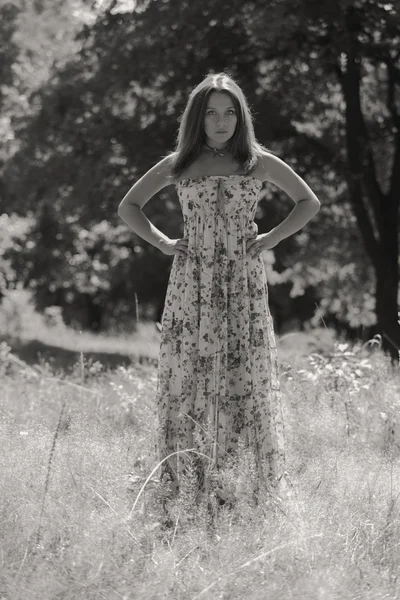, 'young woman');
118,72,320,505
